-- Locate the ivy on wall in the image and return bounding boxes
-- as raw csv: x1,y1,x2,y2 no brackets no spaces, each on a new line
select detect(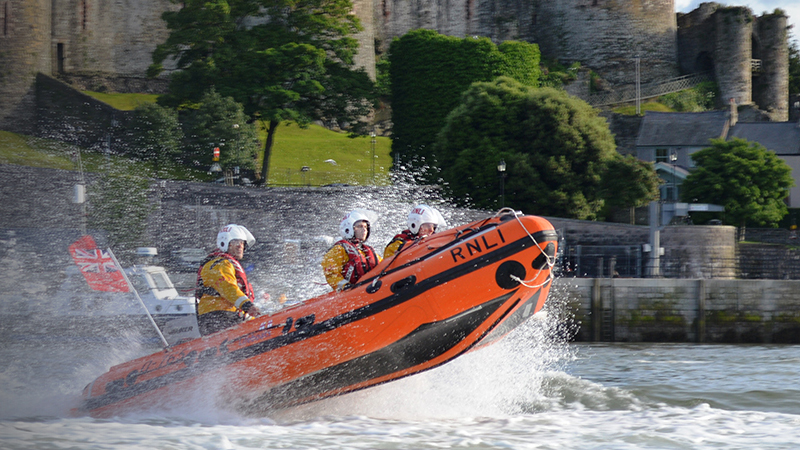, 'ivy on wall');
388,29,541,172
